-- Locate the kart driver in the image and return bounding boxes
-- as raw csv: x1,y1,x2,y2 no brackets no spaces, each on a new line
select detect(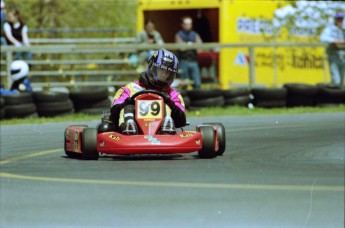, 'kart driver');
107,49,186,134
